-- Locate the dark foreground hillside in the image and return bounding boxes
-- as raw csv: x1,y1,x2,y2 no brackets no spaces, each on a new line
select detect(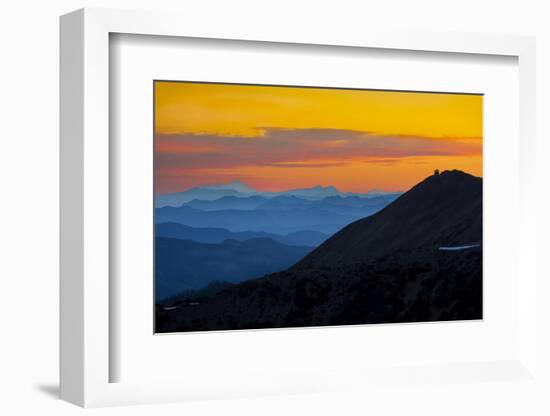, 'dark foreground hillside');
156,246,481,331
156,170,483,332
